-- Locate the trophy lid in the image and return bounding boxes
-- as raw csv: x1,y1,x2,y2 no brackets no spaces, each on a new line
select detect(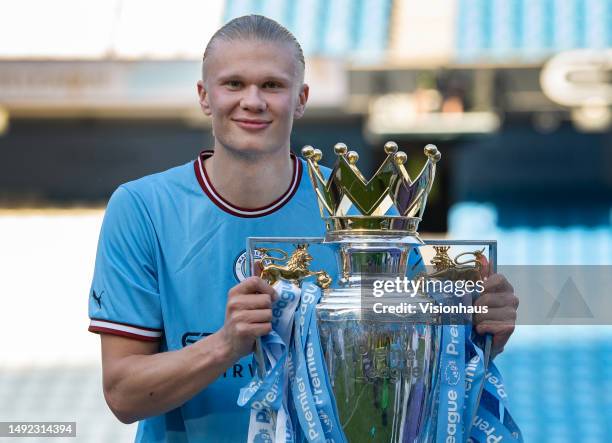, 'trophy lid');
302,141,441,241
